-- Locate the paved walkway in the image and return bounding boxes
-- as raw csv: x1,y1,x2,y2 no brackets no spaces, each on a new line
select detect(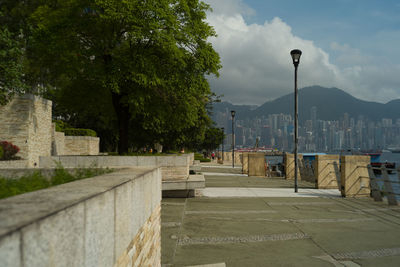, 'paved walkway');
161,164,400,267
197,187,341,198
